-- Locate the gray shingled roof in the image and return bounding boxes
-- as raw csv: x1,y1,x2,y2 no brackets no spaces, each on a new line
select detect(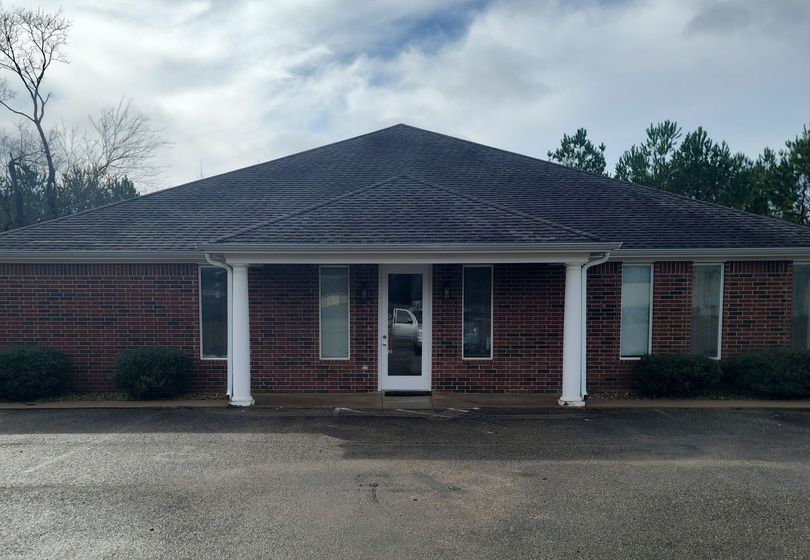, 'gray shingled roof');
1,123,809,256
206,175,601,248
